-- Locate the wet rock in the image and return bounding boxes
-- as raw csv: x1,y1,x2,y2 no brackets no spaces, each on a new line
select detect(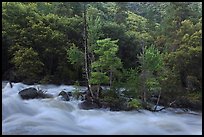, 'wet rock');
67,91,72,97
78,100,100,110
58,91,70,101
18,88,53,100
19,88,38,99
37,90,53,98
